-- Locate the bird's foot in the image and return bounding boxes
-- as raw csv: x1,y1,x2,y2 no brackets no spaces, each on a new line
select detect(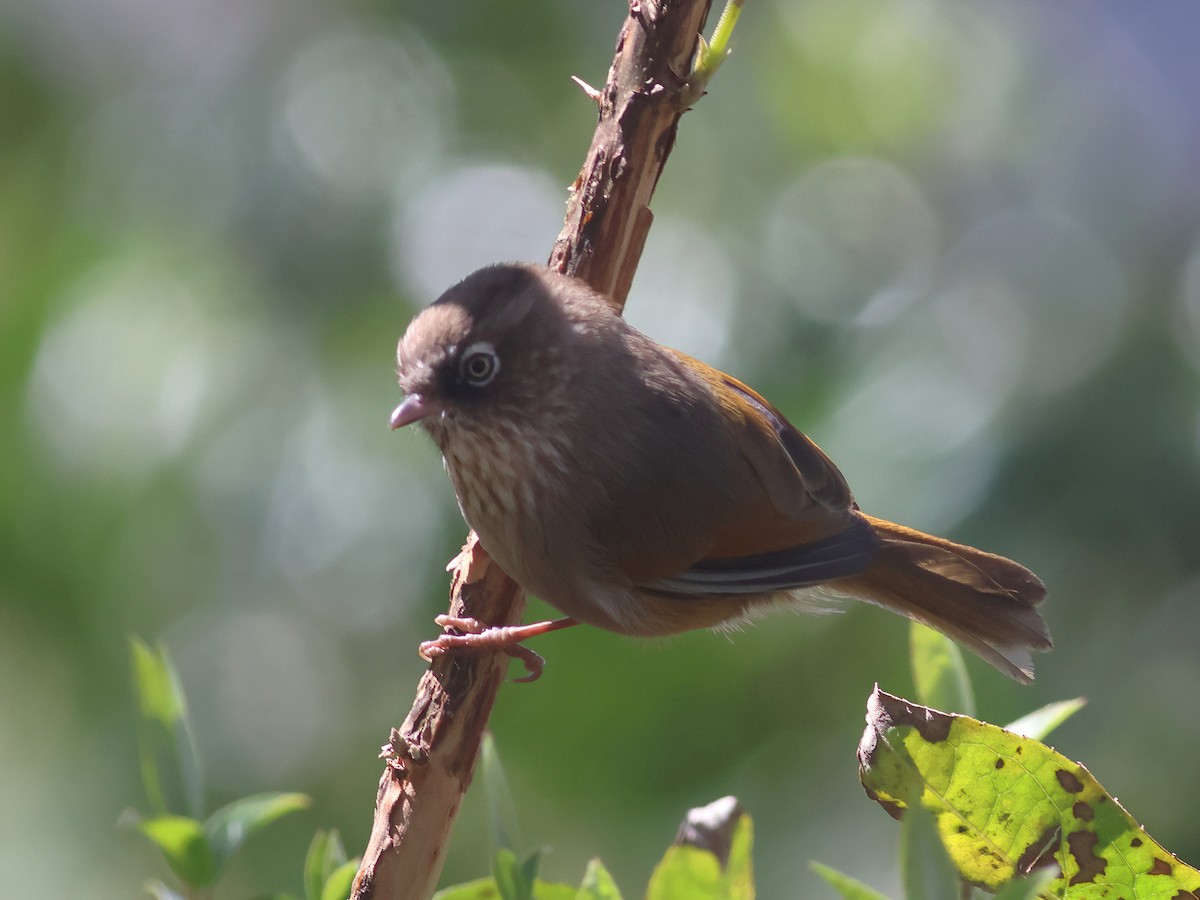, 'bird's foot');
419,615,578,683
